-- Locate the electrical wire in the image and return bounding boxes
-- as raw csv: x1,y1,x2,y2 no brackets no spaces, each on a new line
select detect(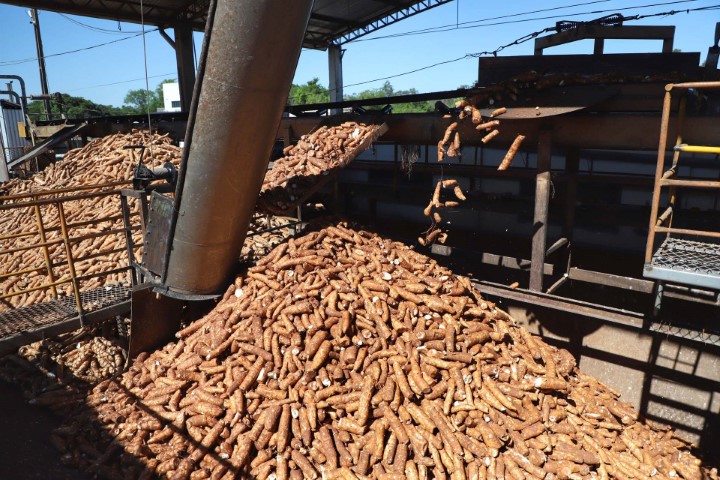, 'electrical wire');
139,0,155,144
351,0,706,43
352,0,612,43
57,13,145,35
0,29,158,66
66,73,175,92
344,4,720,89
